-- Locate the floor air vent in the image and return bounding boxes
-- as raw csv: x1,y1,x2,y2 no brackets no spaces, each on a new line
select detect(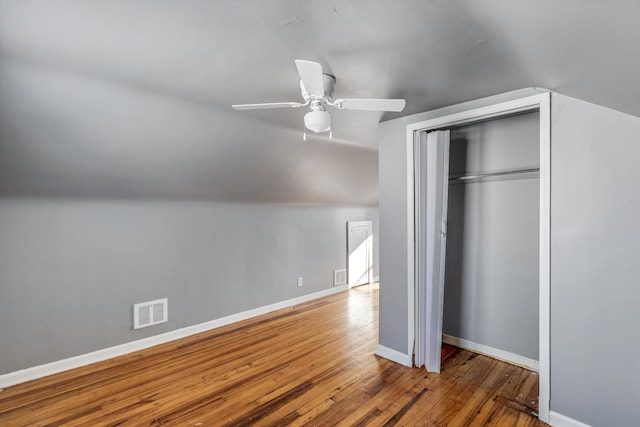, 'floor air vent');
334,269,347,286
133,298,168,329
